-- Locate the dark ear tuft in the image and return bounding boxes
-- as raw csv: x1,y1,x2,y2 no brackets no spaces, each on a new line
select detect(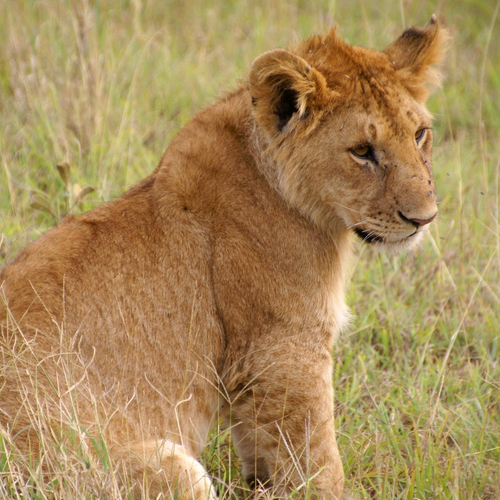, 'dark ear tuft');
276,87,299,131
